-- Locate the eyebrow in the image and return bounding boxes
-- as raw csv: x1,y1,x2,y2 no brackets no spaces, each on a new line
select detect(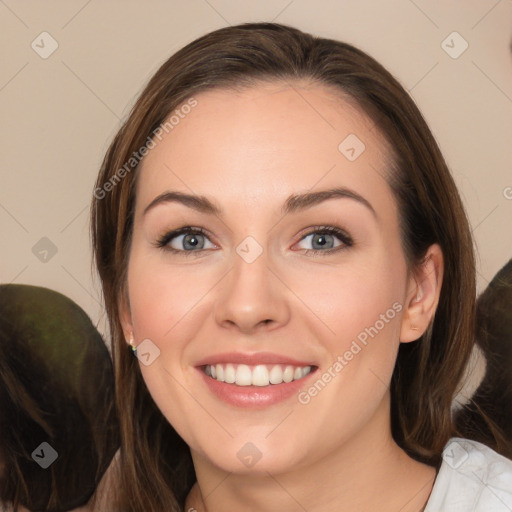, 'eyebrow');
143,187,377,219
